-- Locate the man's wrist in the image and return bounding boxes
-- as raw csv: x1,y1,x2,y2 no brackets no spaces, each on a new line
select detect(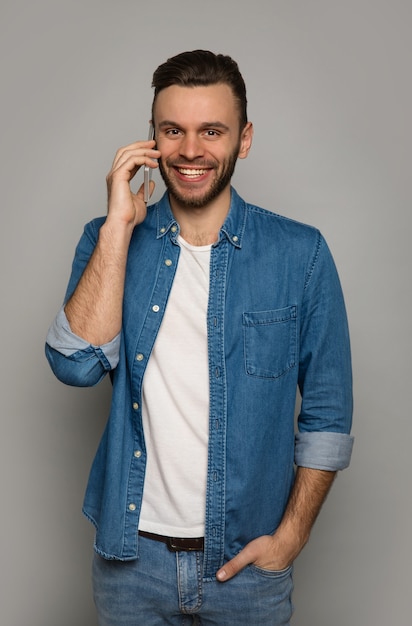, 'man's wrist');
270,524,308,567
99,218,135,247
